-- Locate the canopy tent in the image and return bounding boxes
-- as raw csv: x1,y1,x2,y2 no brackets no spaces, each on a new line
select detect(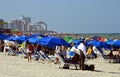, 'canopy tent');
106,40,120,47
91,36,101,41
5,35,18,41
16,35,29,44
37,36,71,47
87,40,111,49
71,39,81,44
27,37,42,44
0,34,9,40
6,35,29,44
28,34,46,38
63,36,73,43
